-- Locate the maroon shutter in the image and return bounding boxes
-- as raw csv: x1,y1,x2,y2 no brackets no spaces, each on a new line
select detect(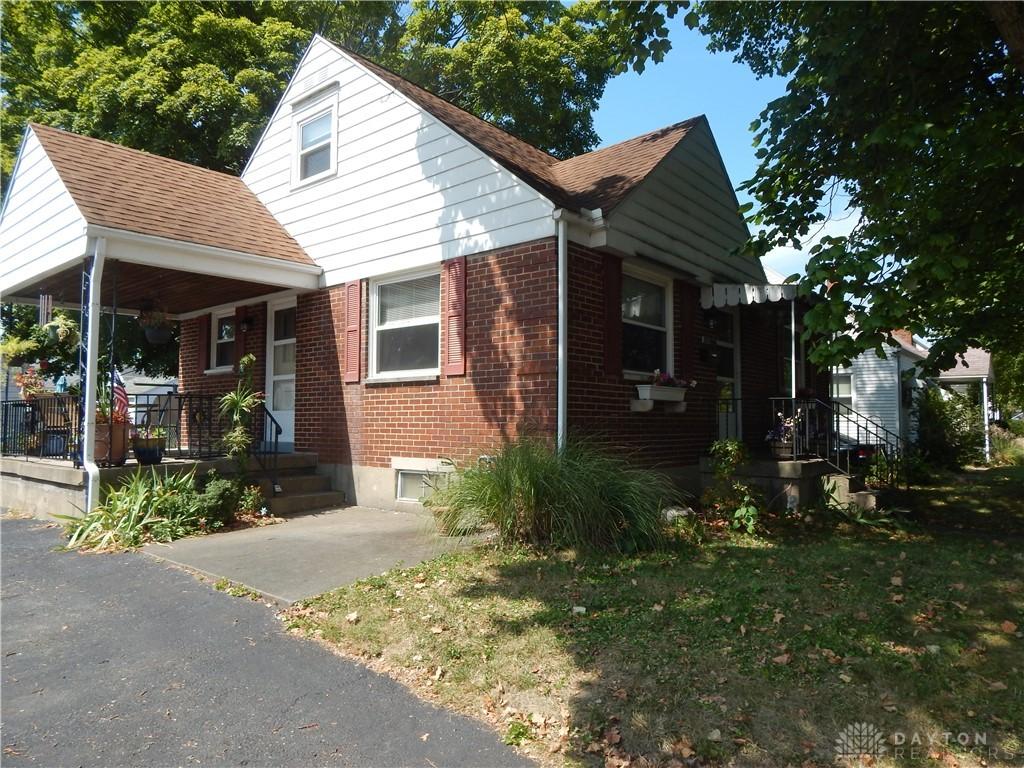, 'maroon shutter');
233,306,246,370
196,314,211,371
603,253,623,376
443,257,467,376
344,280,361,383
